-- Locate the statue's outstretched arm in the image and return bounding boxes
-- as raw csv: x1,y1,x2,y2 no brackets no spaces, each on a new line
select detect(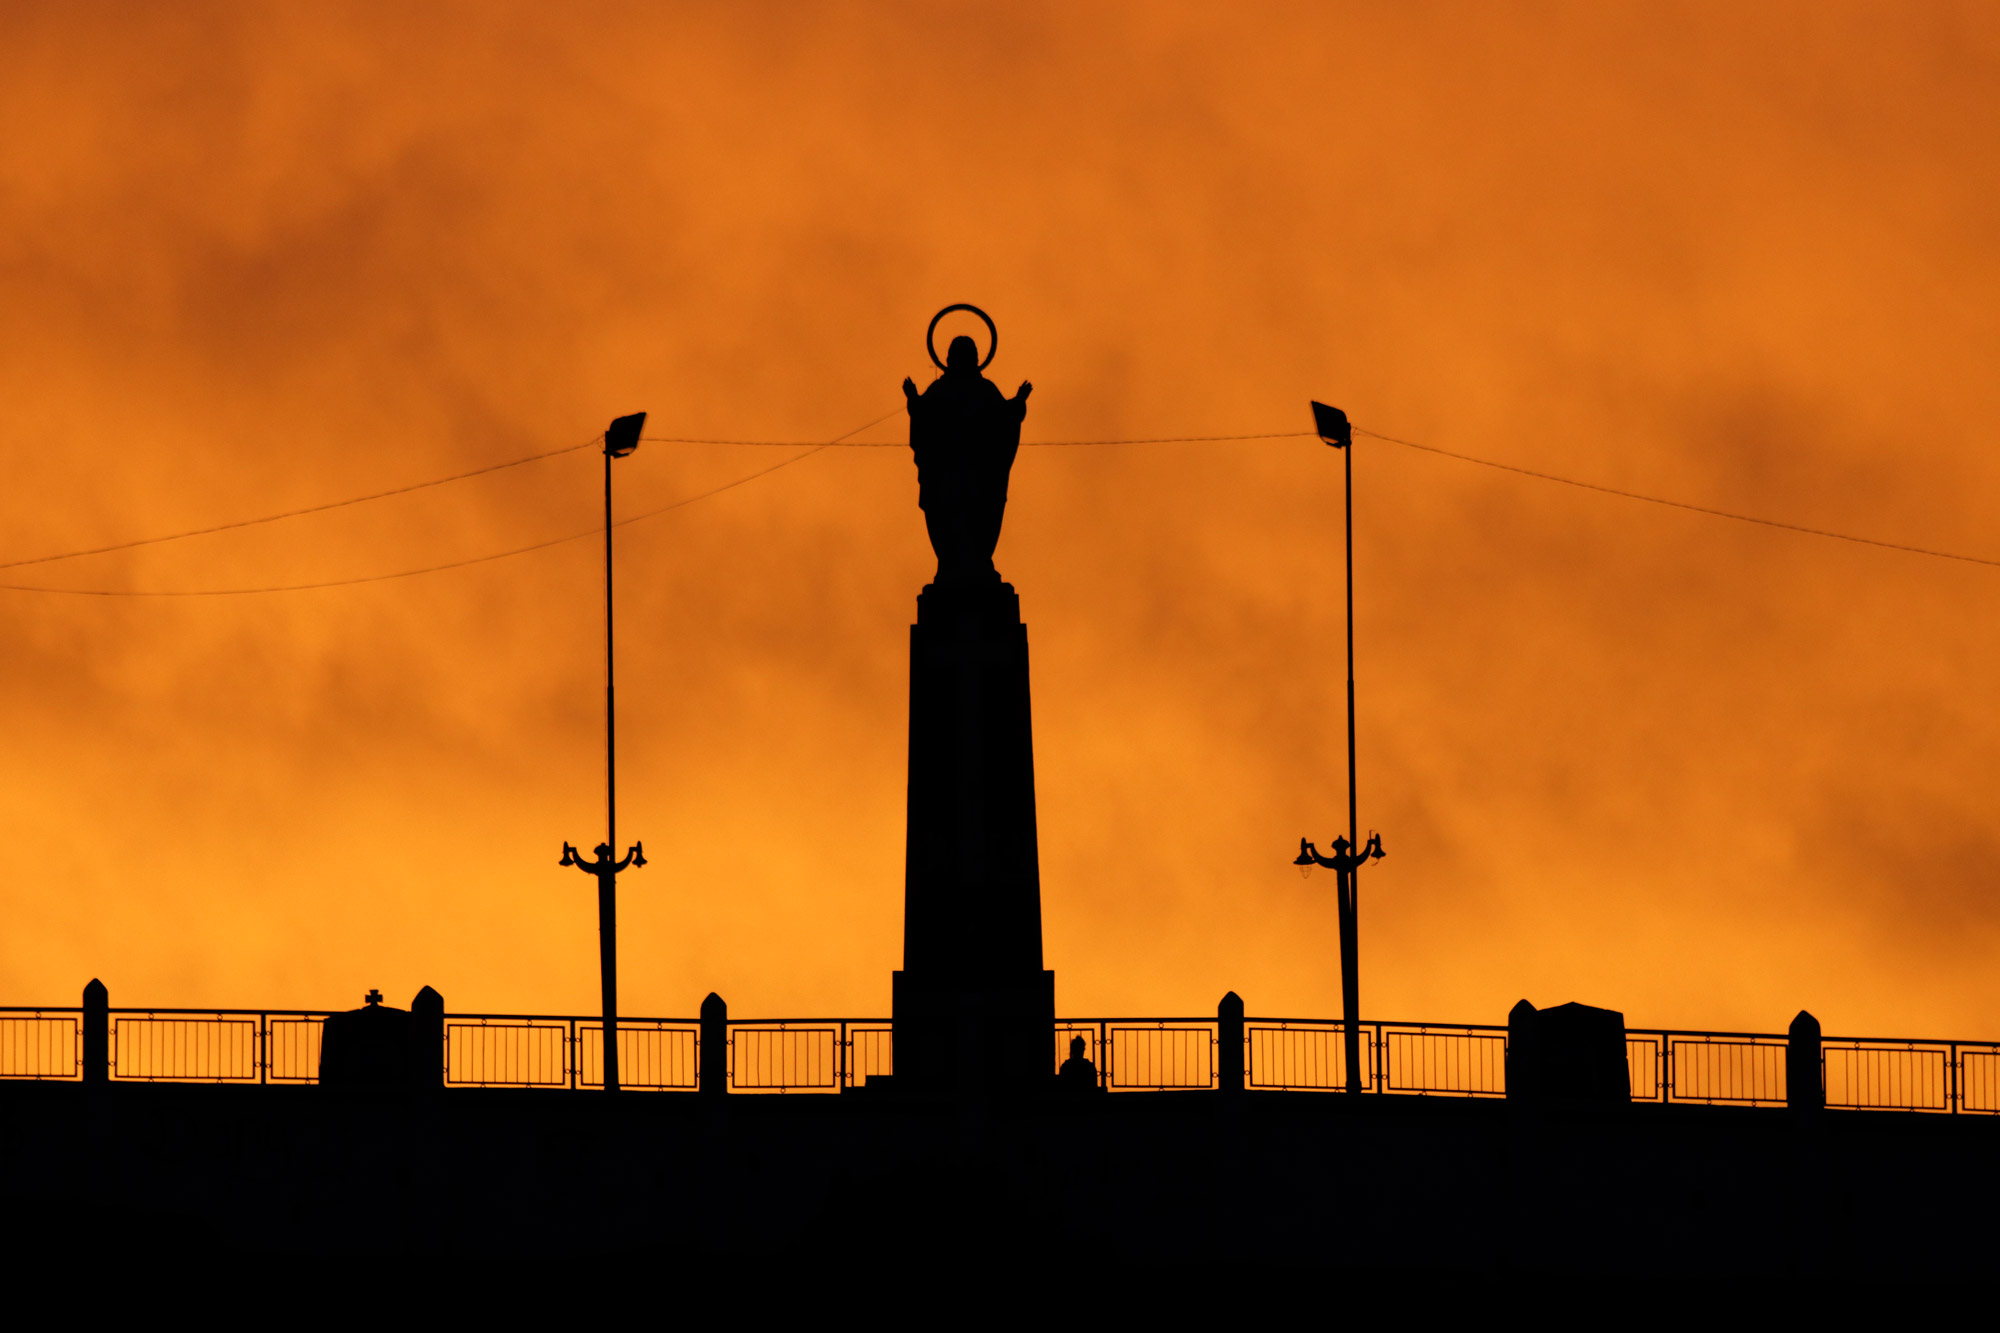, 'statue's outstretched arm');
903,377,920,409
1010,381,1033,420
